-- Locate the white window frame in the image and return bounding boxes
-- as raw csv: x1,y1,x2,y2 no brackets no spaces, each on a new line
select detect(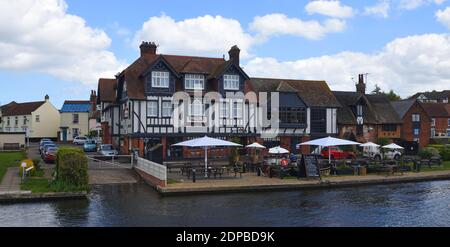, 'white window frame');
413,128,420,135
431,118,436,126
356,105,363,116
431,128,436,137
447,128,450,137
223,74,240,90
184,74,205,90
35,115,40,122
162,101,172,117
221,101,229,118
412,114,420,122
23,116,27,125
147,101,158,117
448,118,450,126
190,99,204,117
232,100,243,118
151,71,170,88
